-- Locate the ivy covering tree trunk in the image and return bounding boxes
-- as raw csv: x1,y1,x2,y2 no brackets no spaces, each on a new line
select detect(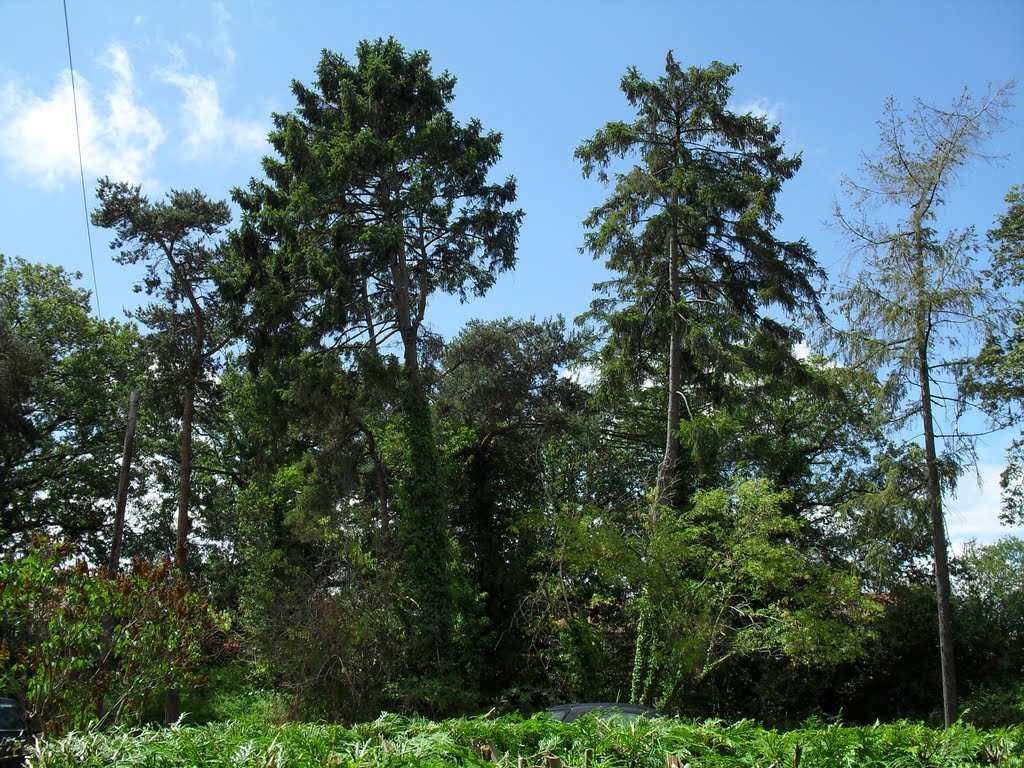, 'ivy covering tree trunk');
228,38,522,675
